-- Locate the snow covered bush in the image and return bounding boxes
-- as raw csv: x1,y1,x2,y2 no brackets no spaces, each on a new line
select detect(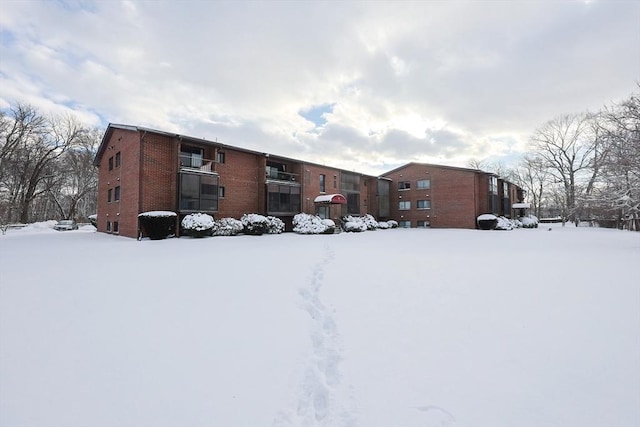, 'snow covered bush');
241,213,269,235
212,217,243,236
377,221,390,229
88,214,97,228
477,213,497,230
181,213,215,237
362,214,379,230
265,216,285,234
342,215,367,232
293,213,334,234
495,216,515,230
386,220,399,228
138,211,177,240
520,215,539,229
